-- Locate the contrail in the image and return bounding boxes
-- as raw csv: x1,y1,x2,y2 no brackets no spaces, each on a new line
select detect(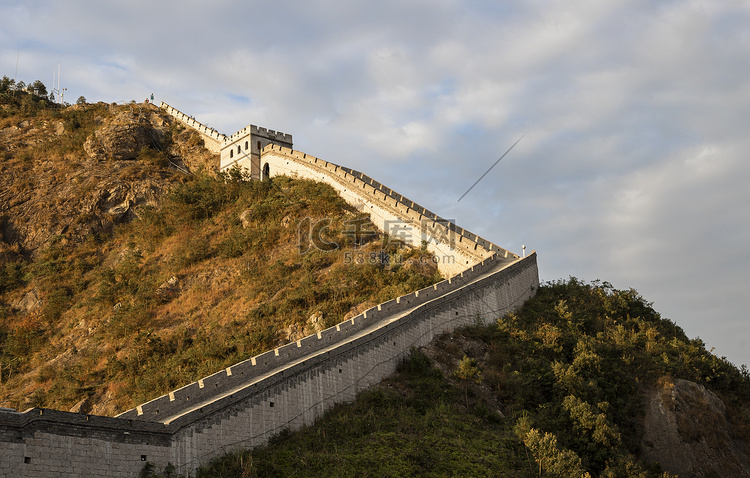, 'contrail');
457,132,526,202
